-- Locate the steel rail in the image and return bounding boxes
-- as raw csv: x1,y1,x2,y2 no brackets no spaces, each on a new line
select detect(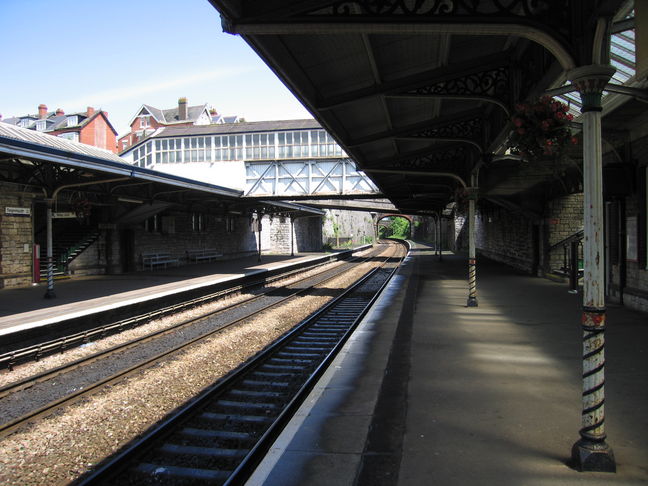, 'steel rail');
0,245,396,439
0,251,365,371
77,241,406,485
0,257,356,399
